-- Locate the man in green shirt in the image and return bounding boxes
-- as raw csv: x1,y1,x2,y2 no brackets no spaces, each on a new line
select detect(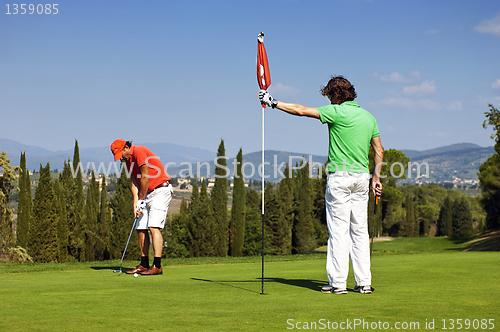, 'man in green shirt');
259,76,383,294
